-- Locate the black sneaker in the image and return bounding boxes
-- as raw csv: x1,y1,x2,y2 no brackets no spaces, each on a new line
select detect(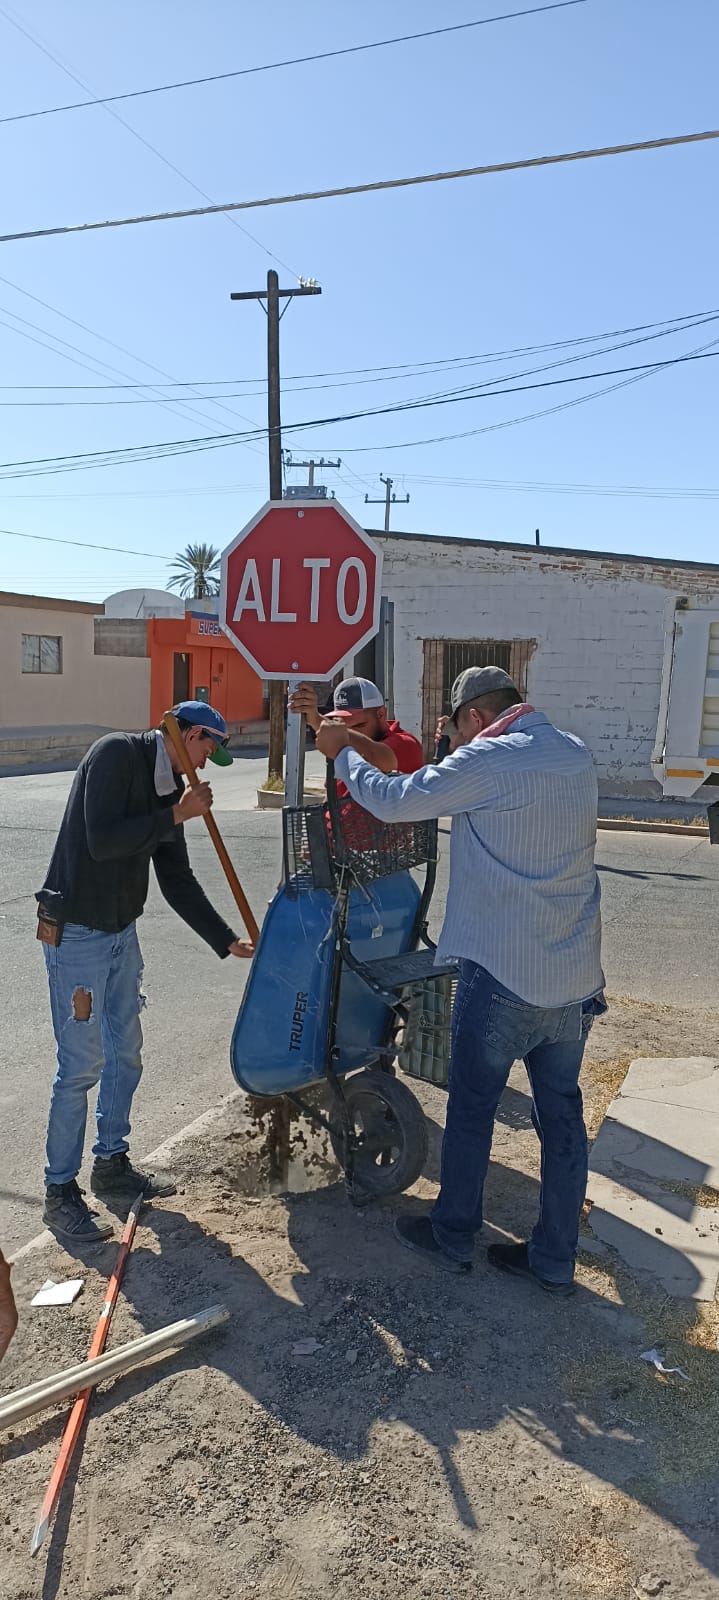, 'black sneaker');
43,1180,114,1244
90,1153,176,1206
487,1240,575,1297
393,1215,472,1274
